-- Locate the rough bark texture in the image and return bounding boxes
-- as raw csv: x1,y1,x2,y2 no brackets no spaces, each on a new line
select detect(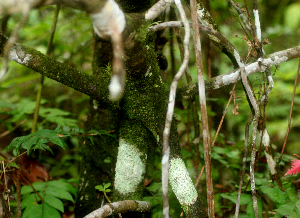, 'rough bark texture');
74,39,119,217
